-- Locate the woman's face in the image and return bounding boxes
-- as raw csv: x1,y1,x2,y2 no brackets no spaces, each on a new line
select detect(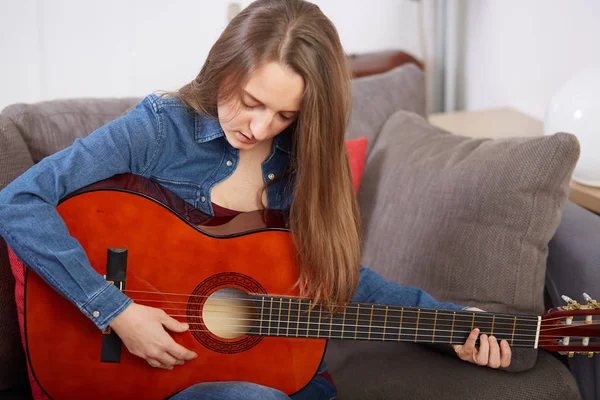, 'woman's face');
217,61,304,151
